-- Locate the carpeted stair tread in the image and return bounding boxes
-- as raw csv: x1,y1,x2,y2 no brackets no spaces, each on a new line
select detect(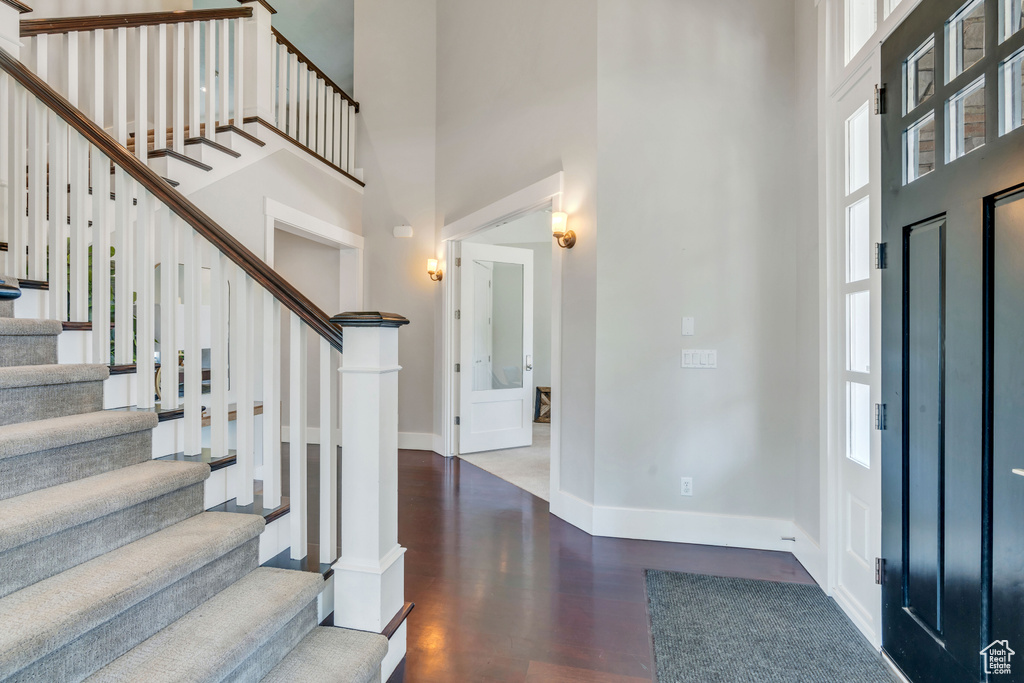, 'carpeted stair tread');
0,460,210,553
0,363,109,389
0,511,265,679
0,318,62,336
86,568,324,683
0,410,158,460
261,627,390,683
